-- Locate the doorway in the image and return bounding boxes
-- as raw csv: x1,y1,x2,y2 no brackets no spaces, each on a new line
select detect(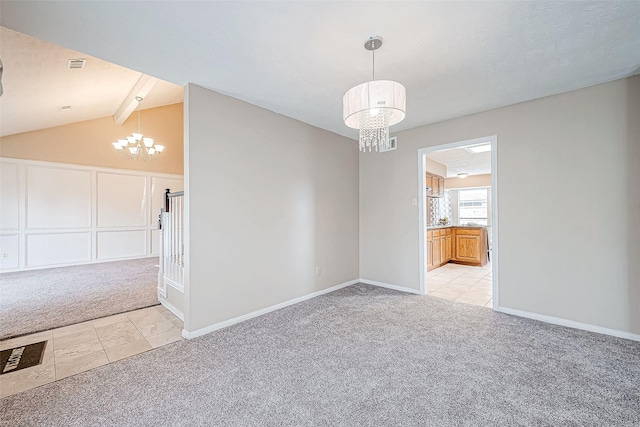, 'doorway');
417,136,499,309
